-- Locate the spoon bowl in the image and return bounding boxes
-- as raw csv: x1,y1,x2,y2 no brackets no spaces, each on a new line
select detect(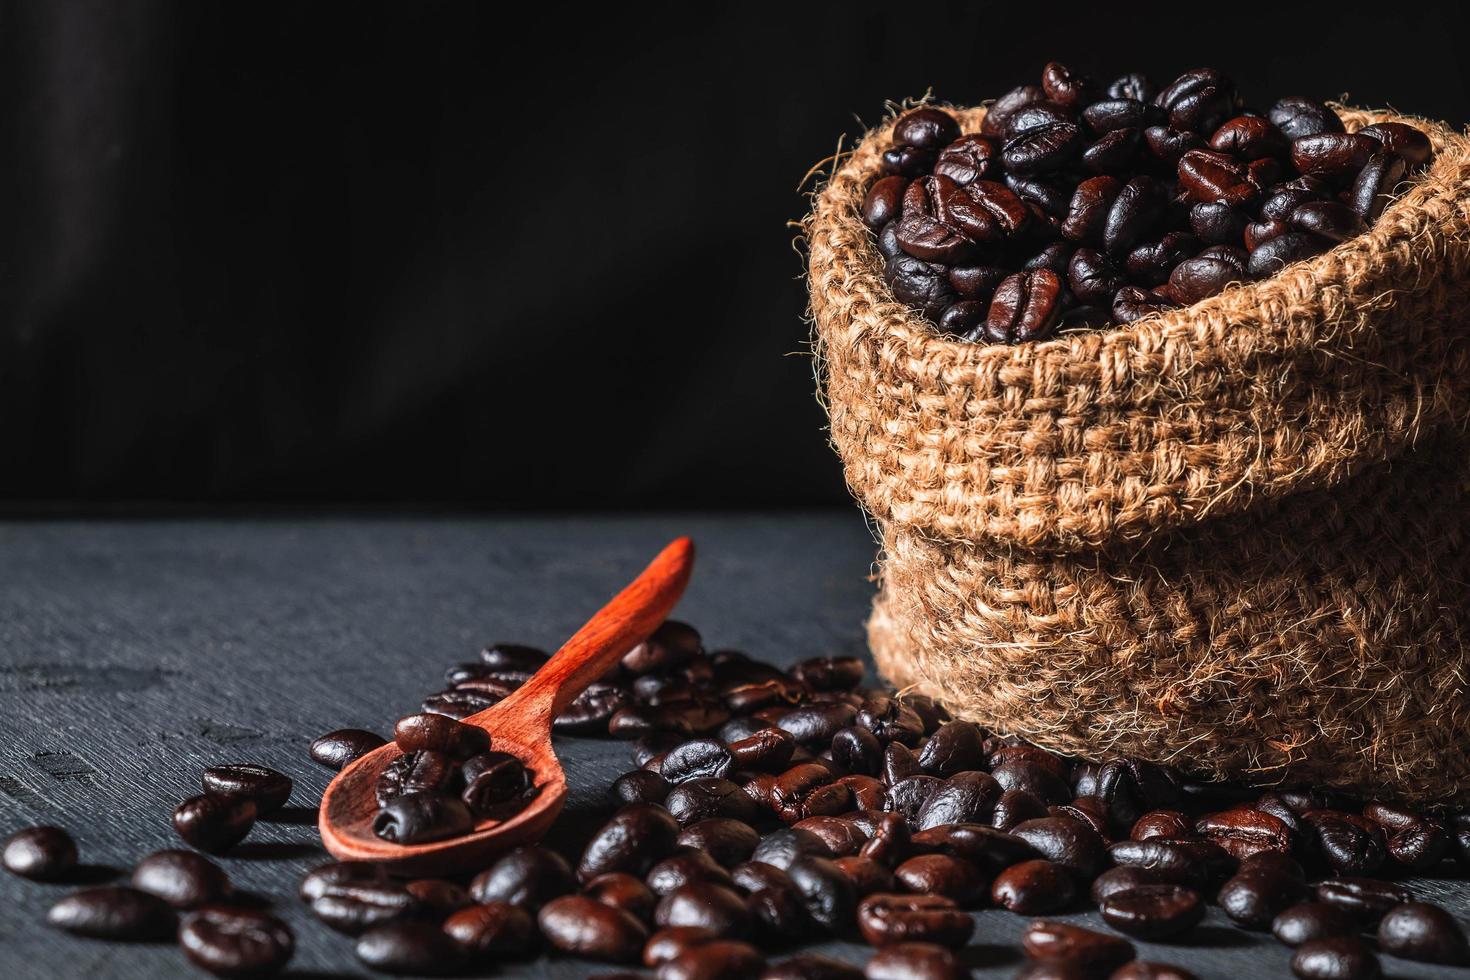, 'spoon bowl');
318,536,694,876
